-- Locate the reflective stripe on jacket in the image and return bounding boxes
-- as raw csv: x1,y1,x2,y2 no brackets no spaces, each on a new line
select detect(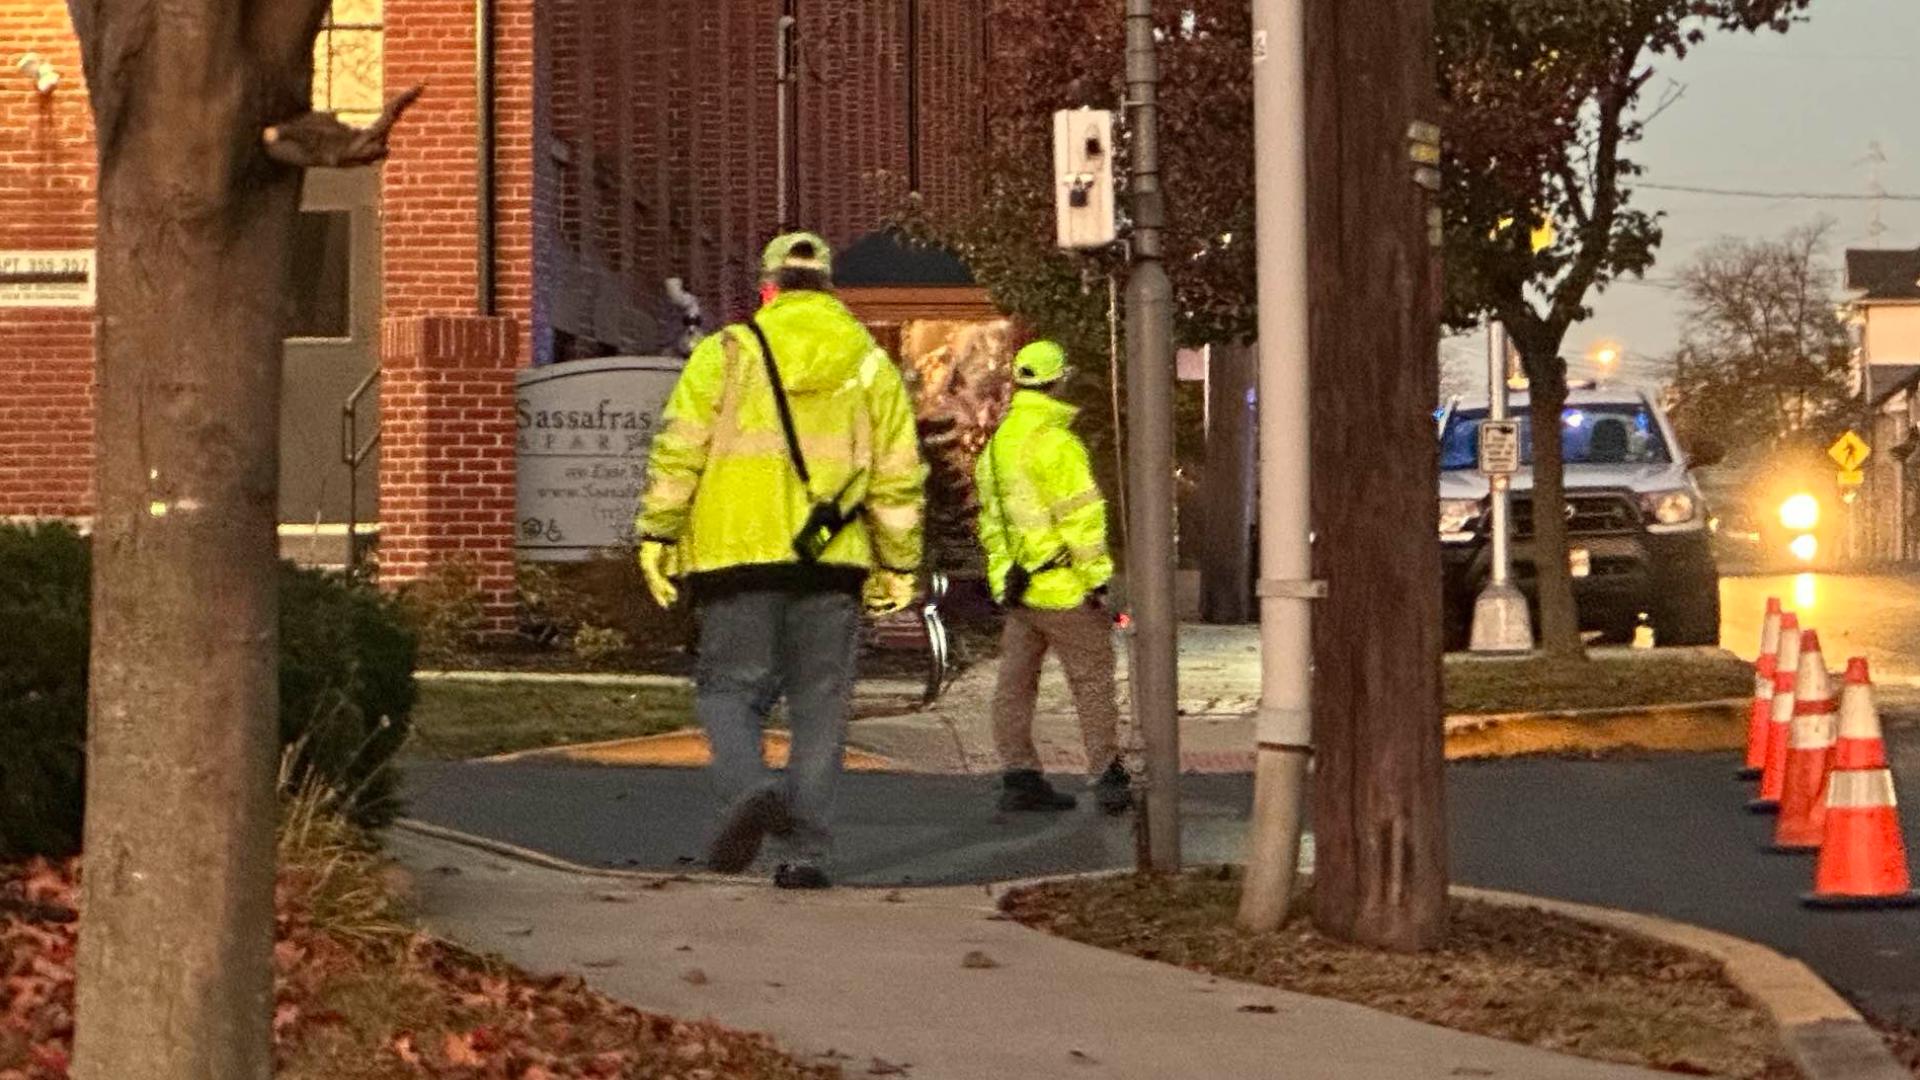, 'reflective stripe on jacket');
975,389,1114,610
636,289,926,580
